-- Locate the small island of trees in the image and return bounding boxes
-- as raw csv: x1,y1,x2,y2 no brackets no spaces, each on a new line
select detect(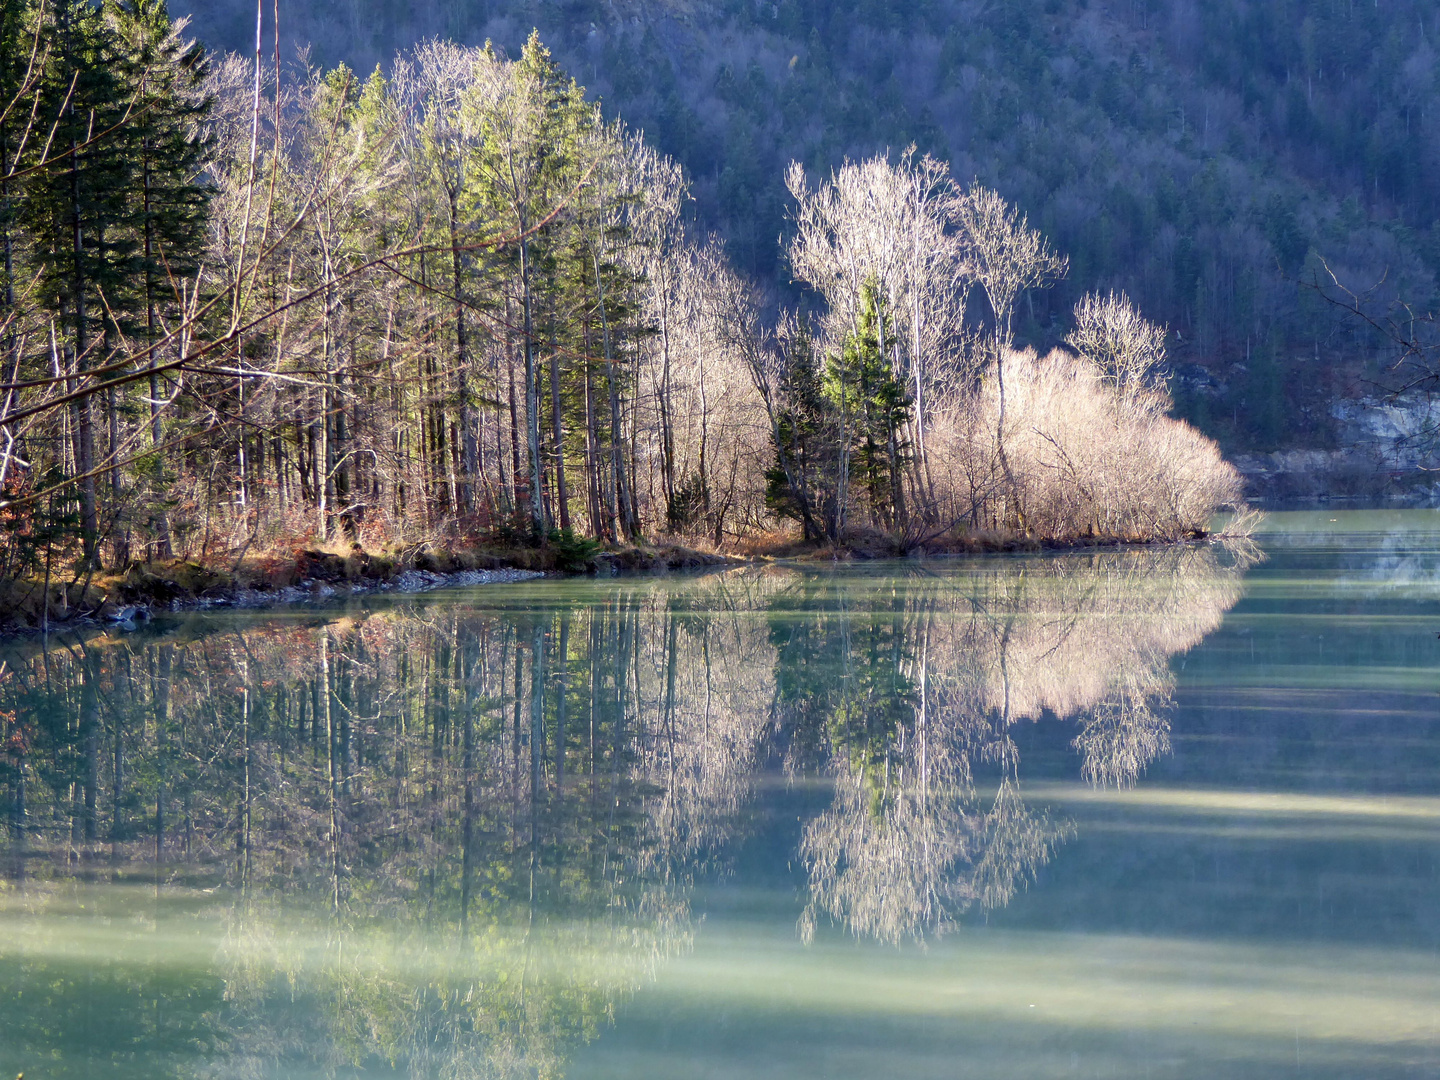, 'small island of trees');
0,0,1242,624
